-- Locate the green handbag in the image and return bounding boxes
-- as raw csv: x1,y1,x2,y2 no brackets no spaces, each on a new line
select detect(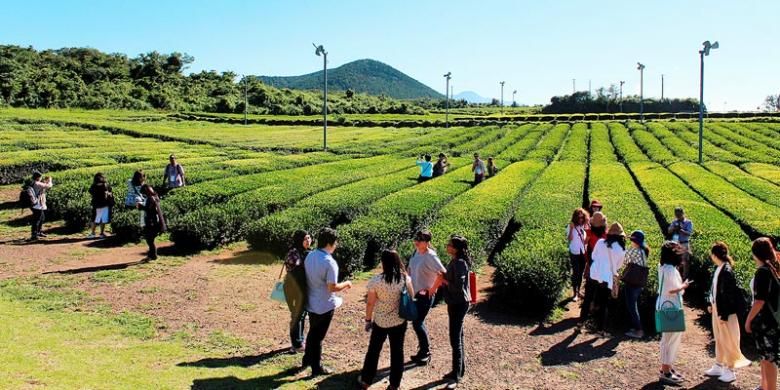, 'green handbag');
654,269,685,333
